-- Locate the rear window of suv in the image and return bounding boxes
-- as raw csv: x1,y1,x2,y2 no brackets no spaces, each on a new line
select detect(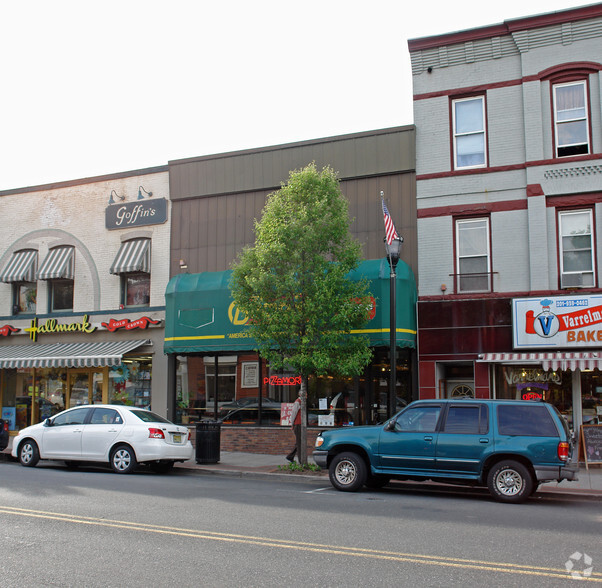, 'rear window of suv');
497,404,558,437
